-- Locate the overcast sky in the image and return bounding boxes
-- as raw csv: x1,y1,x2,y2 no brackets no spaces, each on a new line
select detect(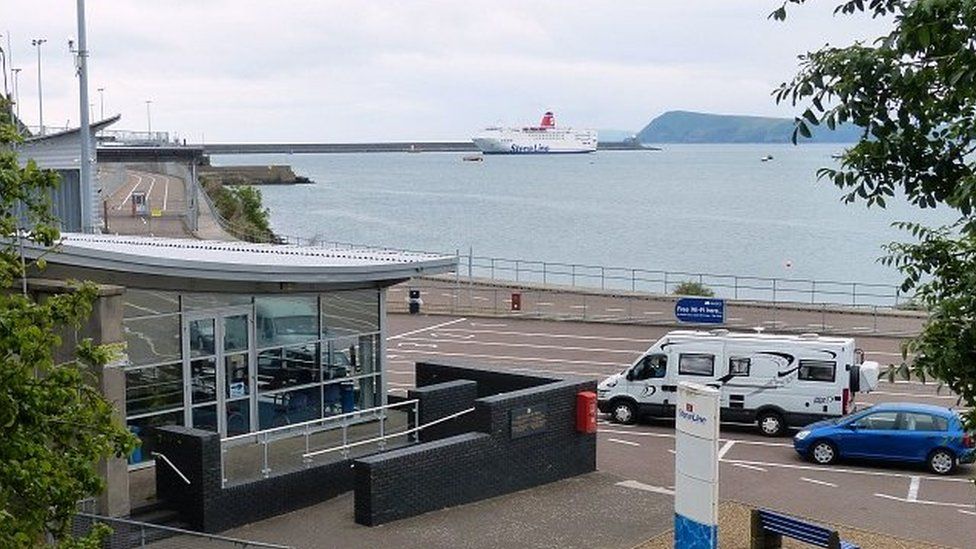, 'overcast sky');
3,1,891,142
